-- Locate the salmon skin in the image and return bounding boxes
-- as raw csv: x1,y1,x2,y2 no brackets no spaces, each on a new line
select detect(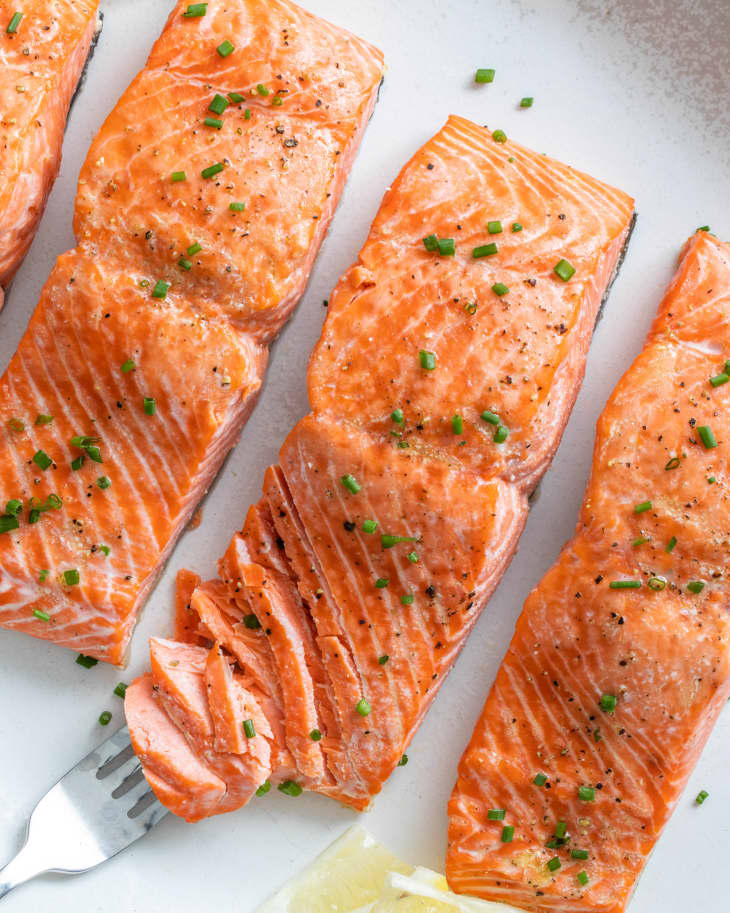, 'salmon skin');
0,0,384,664
125,115,635,821
0,0,101,304
446,231,730,912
